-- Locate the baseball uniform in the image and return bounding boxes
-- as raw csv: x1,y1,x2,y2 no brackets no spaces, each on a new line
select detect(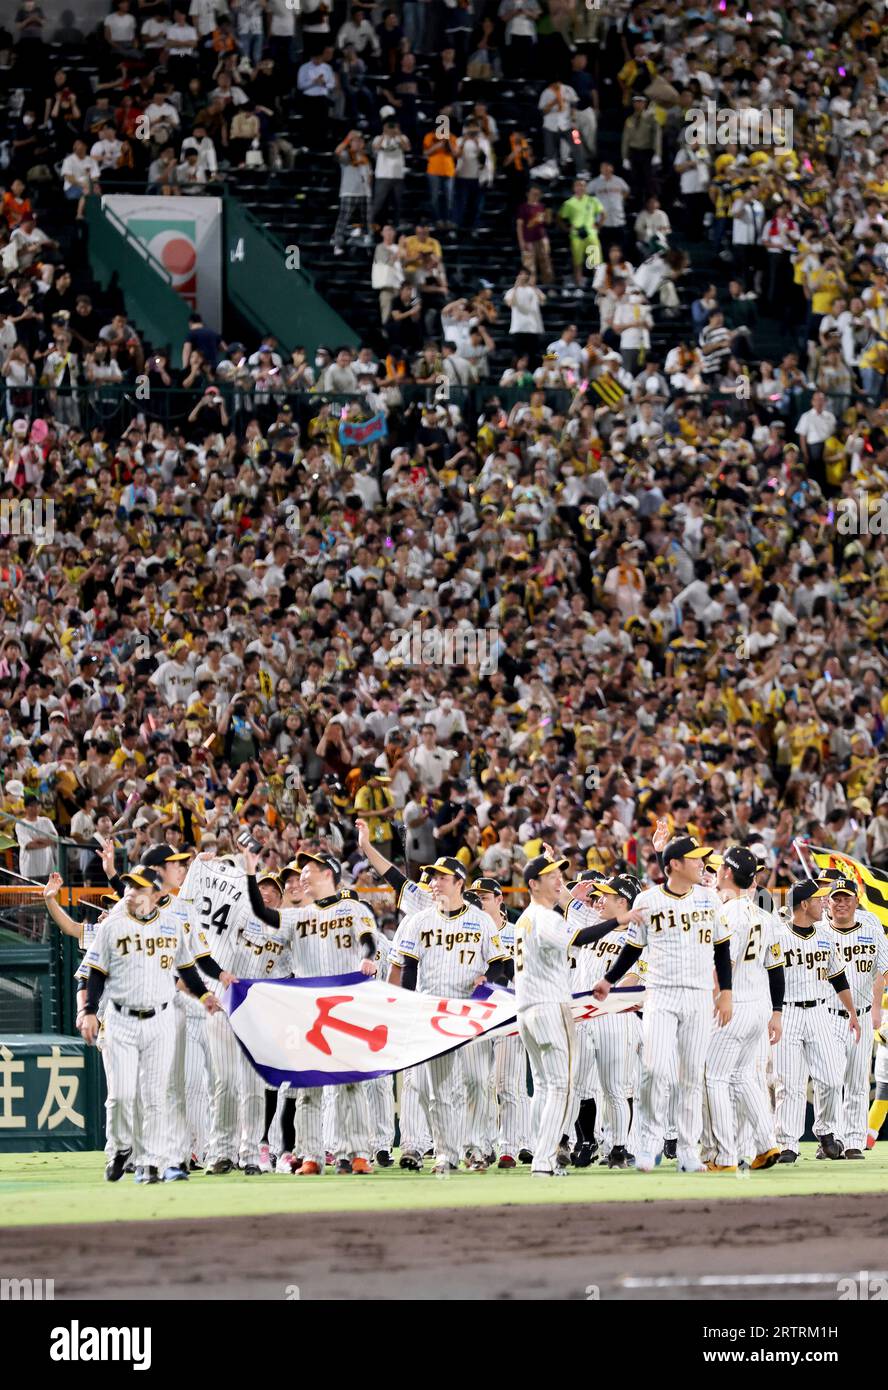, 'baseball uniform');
823,907,888,1152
